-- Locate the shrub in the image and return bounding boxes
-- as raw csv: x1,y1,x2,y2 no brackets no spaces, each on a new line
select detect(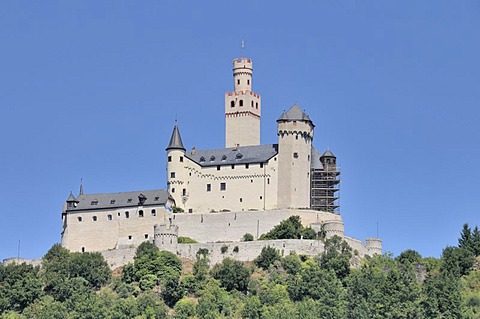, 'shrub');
178,237,197,244
242,233,254,242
